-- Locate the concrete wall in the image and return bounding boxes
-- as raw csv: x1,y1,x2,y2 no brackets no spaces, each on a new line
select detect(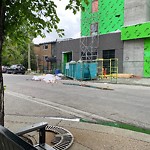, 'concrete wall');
146,0,150,21
124,0,148,26
98,33,123,73
53,33,124,73
123,39,144,76
54,39,80,65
